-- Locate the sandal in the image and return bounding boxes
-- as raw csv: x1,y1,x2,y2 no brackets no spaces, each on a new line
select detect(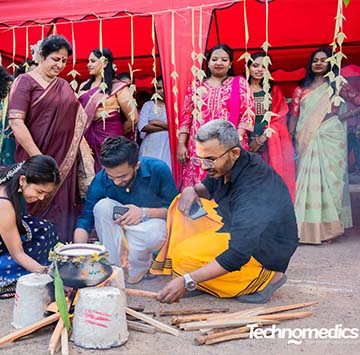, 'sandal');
0,283,17,299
